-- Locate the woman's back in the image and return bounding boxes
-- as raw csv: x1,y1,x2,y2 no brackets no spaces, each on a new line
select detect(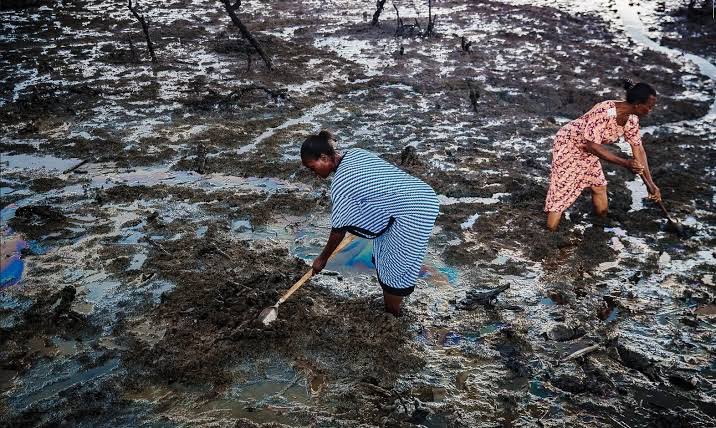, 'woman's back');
330,148,438,235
